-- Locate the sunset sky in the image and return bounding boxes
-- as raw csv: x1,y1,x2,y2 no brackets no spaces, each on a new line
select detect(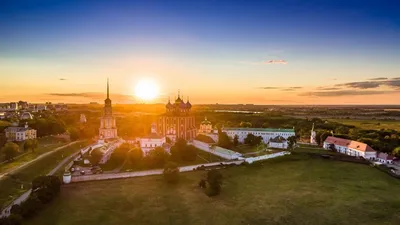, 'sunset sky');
1,0,400,104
